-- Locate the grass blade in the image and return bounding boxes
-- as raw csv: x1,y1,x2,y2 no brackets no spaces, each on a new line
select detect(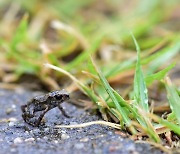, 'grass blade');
165,77,180,124
10,14,28,50
145,63,175,86
131,33,149,112
147,39,180,74
90,57,132,128
151,114,180,135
